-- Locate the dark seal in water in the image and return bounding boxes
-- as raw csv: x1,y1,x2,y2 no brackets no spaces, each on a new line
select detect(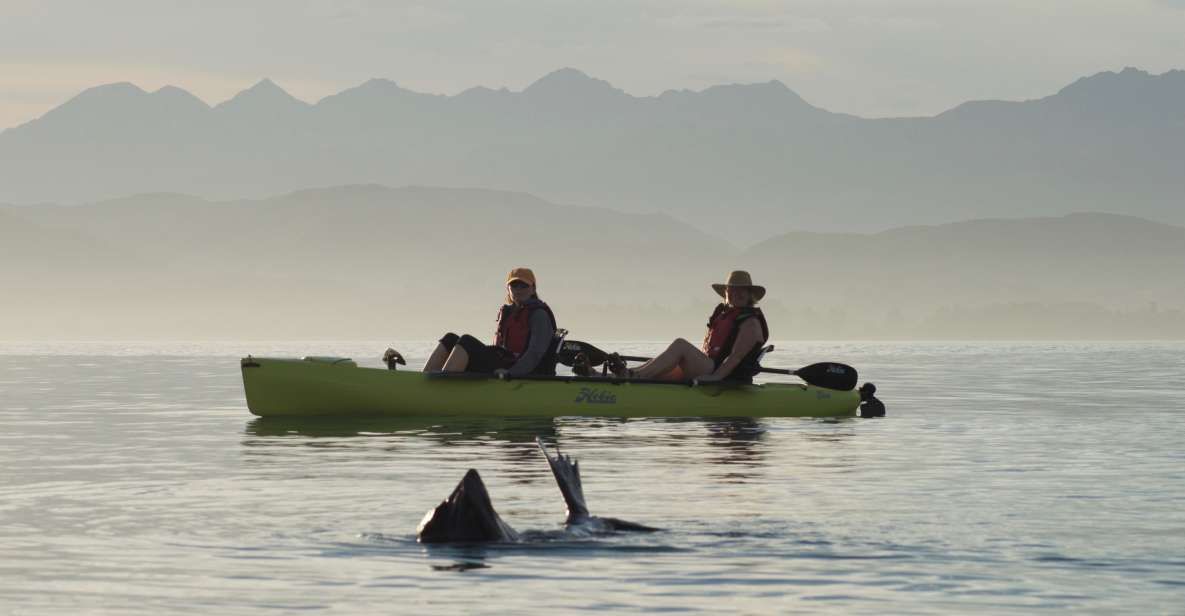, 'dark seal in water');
416,438,658,543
